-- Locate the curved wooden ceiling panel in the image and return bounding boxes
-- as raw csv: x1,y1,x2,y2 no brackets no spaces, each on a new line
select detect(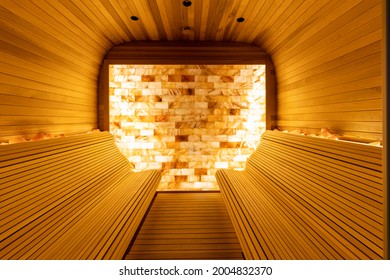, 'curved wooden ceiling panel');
0,0,318,53
0,0,384,142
